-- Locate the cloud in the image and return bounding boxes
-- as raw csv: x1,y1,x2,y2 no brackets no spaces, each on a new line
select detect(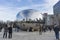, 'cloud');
16,2,54,15
28,0,33,4
45,0,58,5
30,11,43,20
16,0,59,14
17,0,21,2
43,0,59,14
0,0,59,21
28,0,32,2
32,0,59,14
0,6,20,21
